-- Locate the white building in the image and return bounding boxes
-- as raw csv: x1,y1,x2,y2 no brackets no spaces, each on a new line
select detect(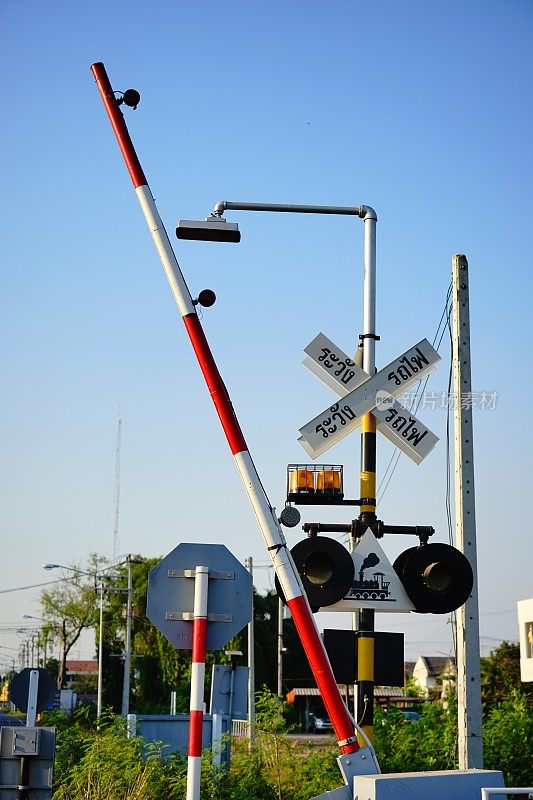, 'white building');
412,655,456,698
517,598,533,682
